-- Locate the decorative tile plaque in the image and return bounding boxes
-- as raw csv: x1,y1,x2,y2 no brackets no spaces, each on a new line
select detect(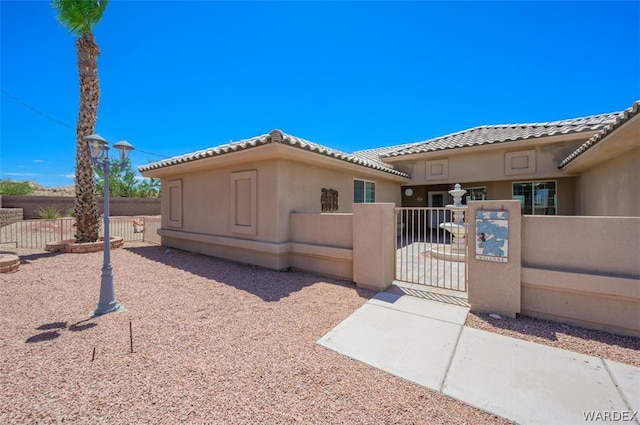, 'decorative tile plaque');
476,210,509,263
